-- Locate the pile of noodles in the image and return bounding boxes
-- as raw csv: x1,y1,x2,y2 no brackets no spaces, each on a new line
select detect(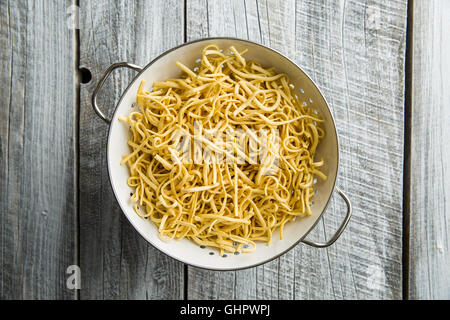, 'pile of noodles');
119,45,325,255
